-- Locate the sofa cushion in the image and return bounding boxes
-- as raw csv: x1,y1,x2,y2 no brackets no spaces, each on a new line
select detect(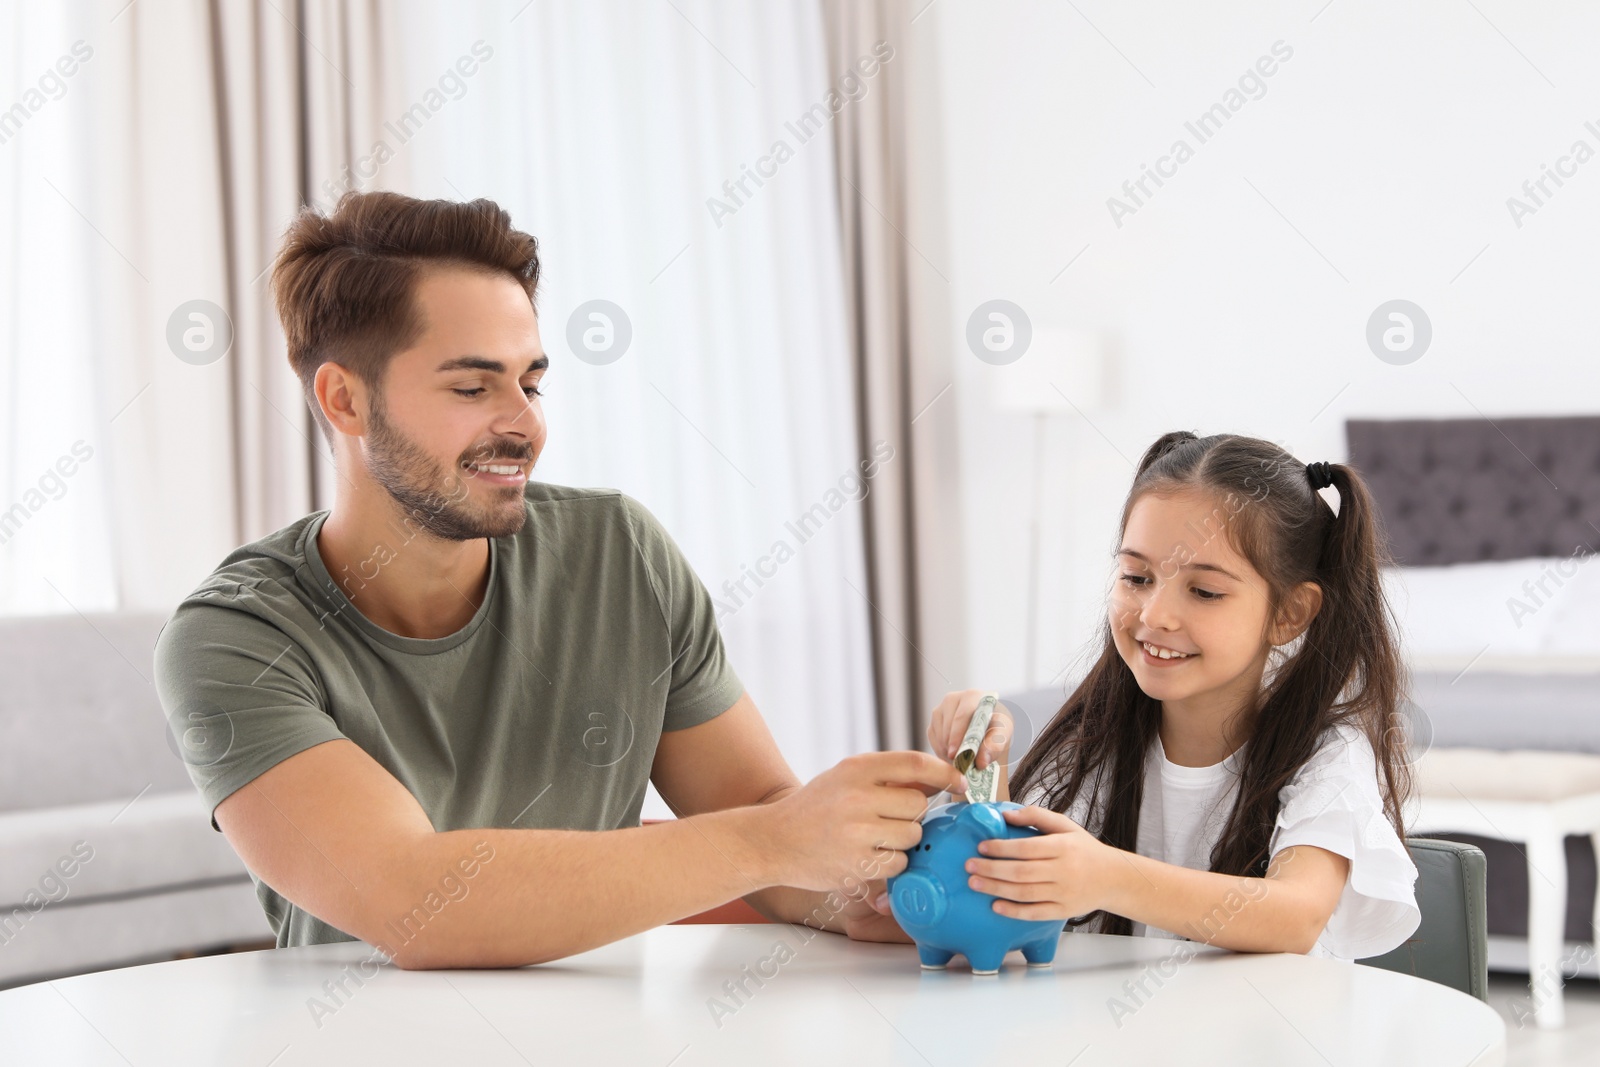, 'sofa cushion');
0,879,270,989
0,612,190,811
0,791,251,909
